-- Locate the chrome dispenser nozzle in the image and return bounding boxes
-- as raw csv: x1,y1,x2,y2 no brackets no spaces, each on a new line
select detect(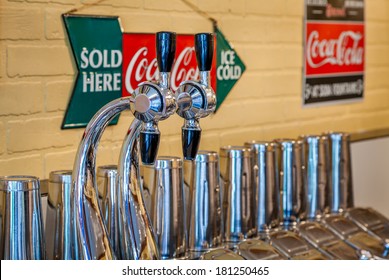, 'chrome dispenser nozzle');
131,32,177,165
175,33,216,160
